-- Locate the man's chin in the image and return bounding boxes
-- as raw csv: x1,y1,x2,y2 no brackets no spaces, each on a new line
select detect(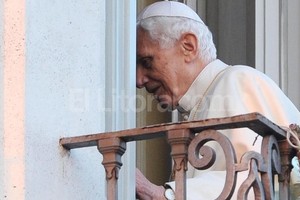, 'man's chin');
158,101,174,111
